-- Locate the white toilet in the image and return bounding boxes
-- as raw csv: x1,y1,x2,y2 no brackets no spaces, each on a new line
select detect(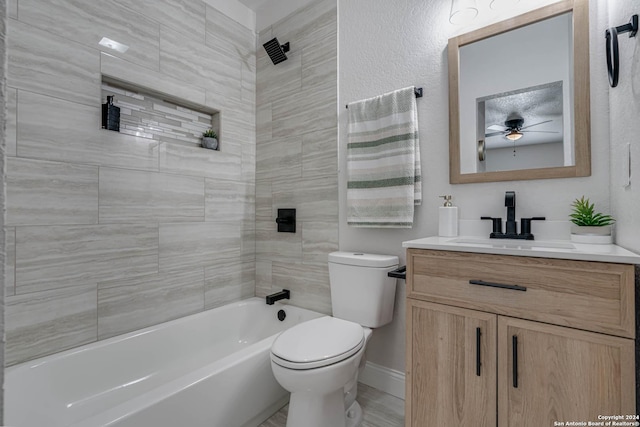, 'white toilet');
270,251,399,427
